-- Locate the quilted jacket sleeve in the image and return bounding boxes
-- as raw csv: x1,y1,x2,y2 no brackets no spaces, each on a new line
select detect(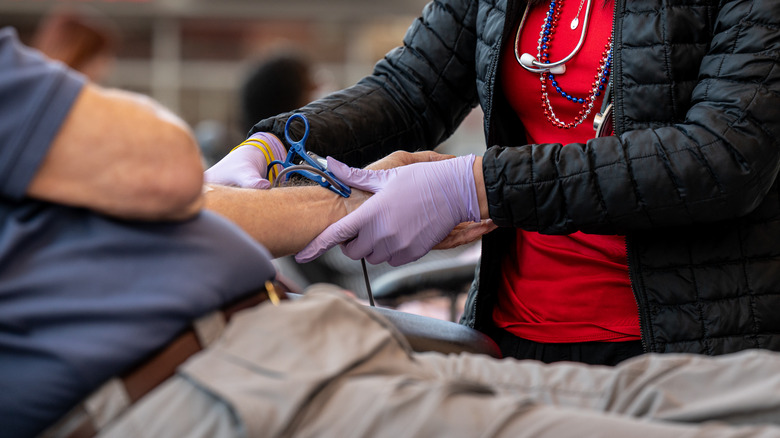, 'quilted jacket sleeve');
484,0,780,235
249,0,480,168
